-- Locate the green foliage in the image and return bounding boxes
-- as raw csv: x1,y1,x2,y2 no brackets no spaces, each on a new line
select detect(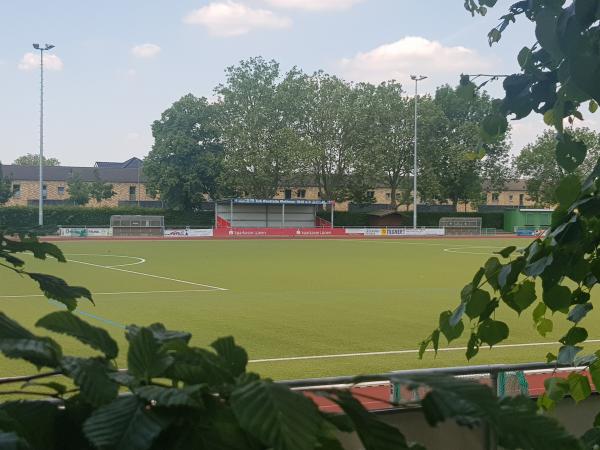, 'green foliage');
13,154,60,167
426,0,600,444
0,206,214,229
0,163,12,206
145,94,225,210
67,172,116,206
